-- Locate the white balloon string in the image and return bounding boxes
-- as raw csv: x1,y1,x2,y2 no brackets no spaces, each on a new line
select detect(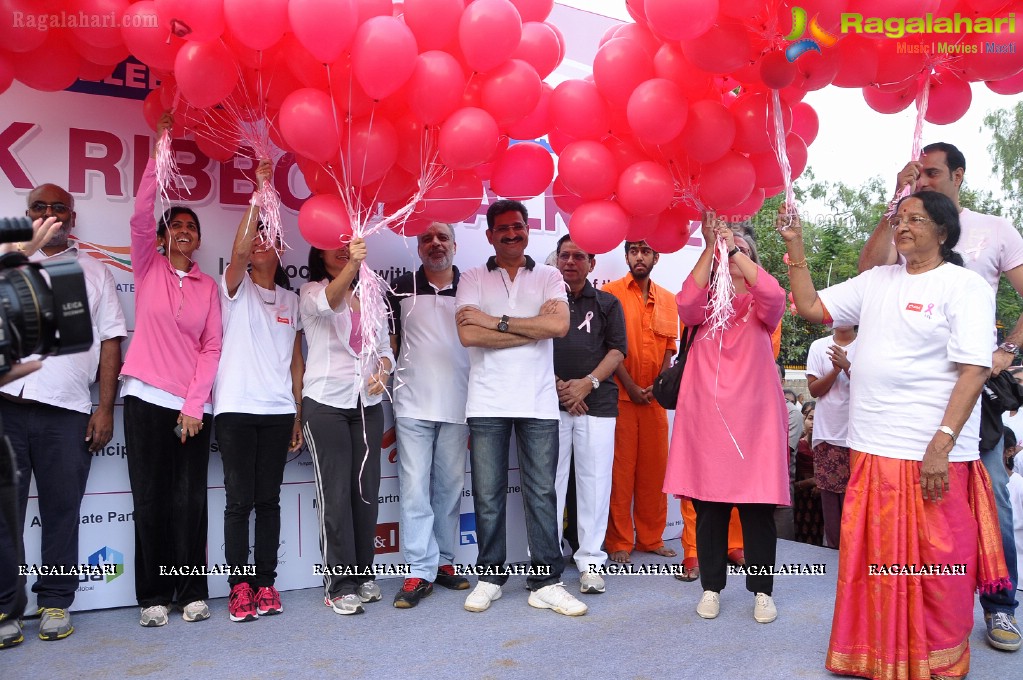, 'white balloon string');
770,89,795,214
712,332,745,460
706,237,735,336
